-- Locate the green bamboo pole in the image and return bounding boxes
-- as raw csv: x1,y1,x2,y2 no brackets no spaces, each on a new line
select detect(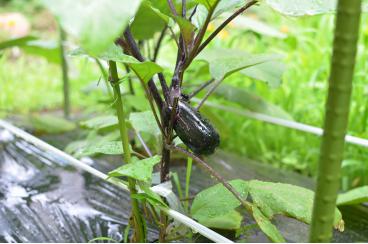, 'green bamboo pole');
109,61,146,242
309,0,361,242
59,26,70,119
